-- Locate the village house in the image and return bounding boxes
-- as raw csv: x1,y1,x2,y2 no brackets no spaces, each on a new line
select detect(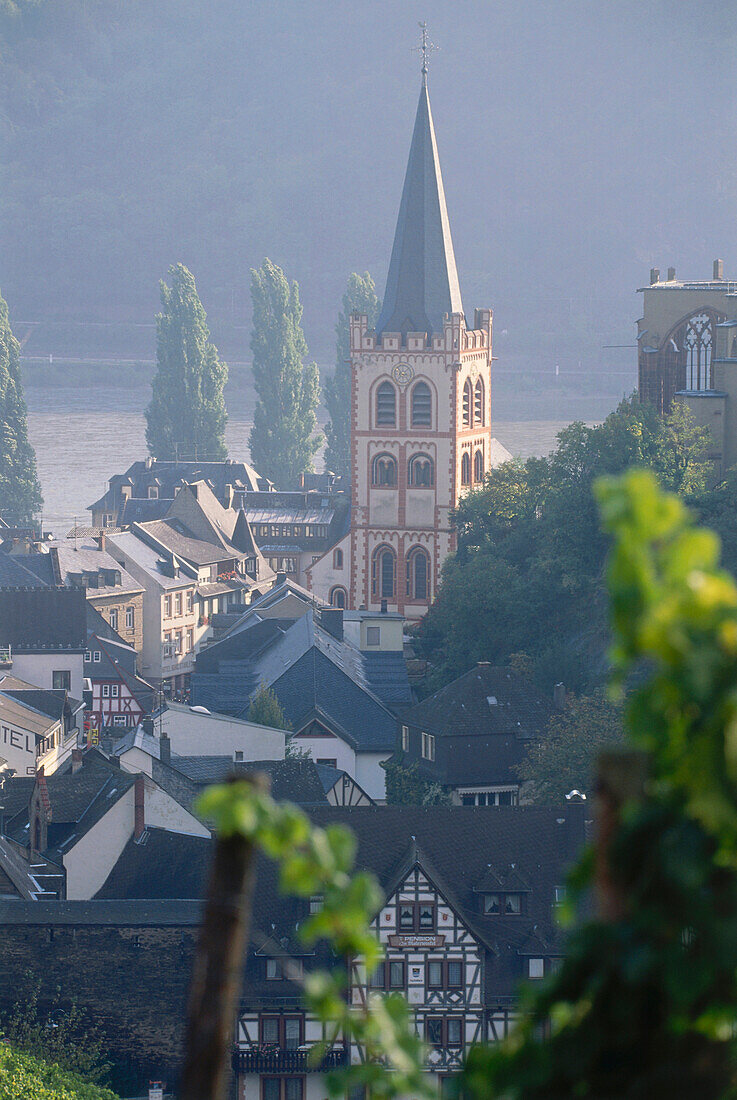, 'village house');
84,607,155,740
0,747,210,900
0,674,84,777
87,458,271,528
104,481,276,693
0,587,87,701
0,802,585,1094
191,602,413,802
396,664,558,806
